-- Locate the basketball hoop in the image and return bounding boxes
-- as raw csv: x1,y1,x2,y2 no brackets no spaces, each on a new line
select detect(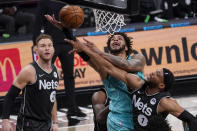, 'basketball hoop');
93,9,126,35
